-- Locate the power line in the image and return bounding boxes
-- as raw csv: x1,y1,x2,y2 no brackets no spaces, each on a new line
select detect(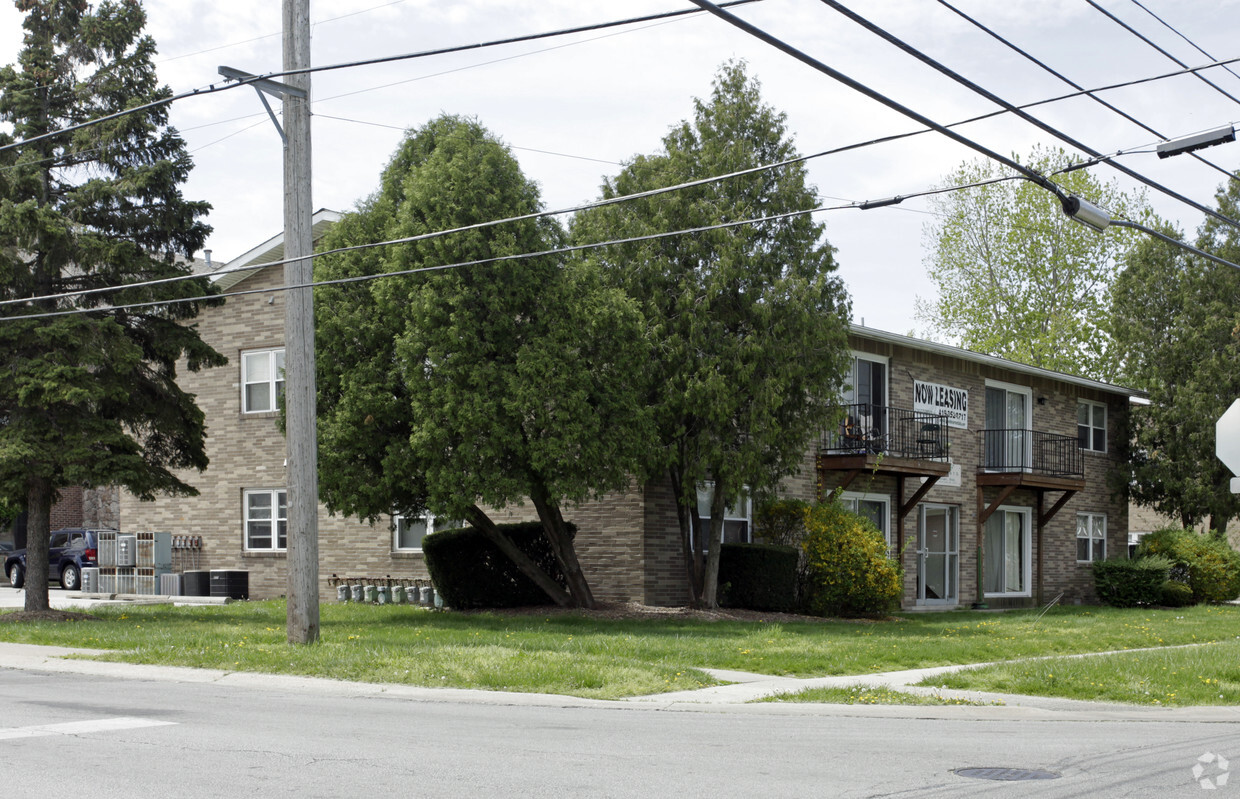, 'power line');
0,0,764,154
935,0,1235,183
1126,0,1240,88
156,0,410,64
10,49,1240,307
0,174,1027,321
811,0,1240,231
314,113,622,165
1085,0,1240,109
